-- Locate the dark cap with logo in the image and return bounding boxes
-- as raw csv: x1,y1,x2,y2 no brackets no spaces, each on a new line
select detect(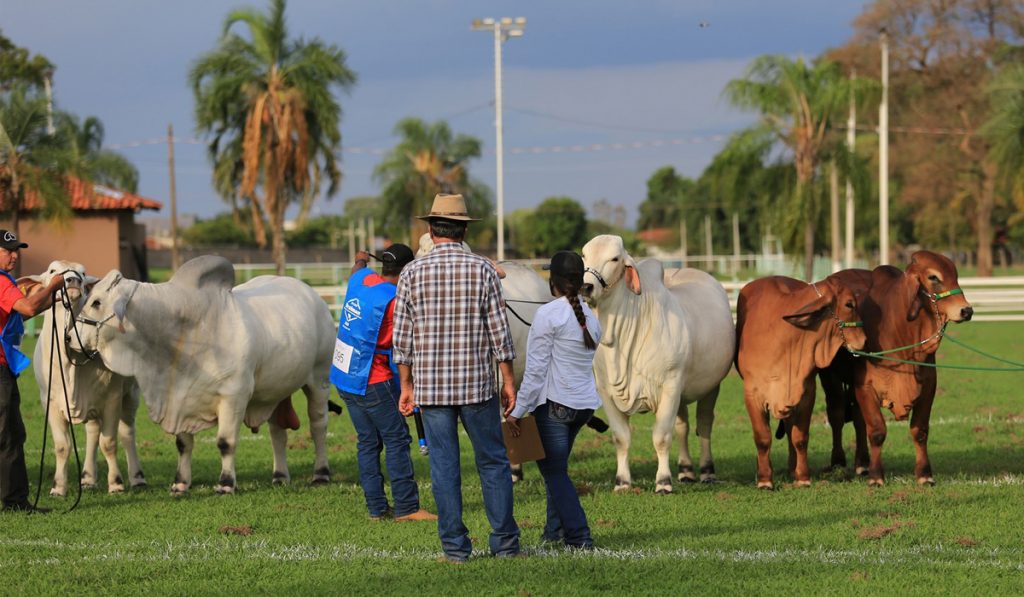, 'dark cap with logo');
0,230,28,251
372,243,415,270
543,250,585,285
